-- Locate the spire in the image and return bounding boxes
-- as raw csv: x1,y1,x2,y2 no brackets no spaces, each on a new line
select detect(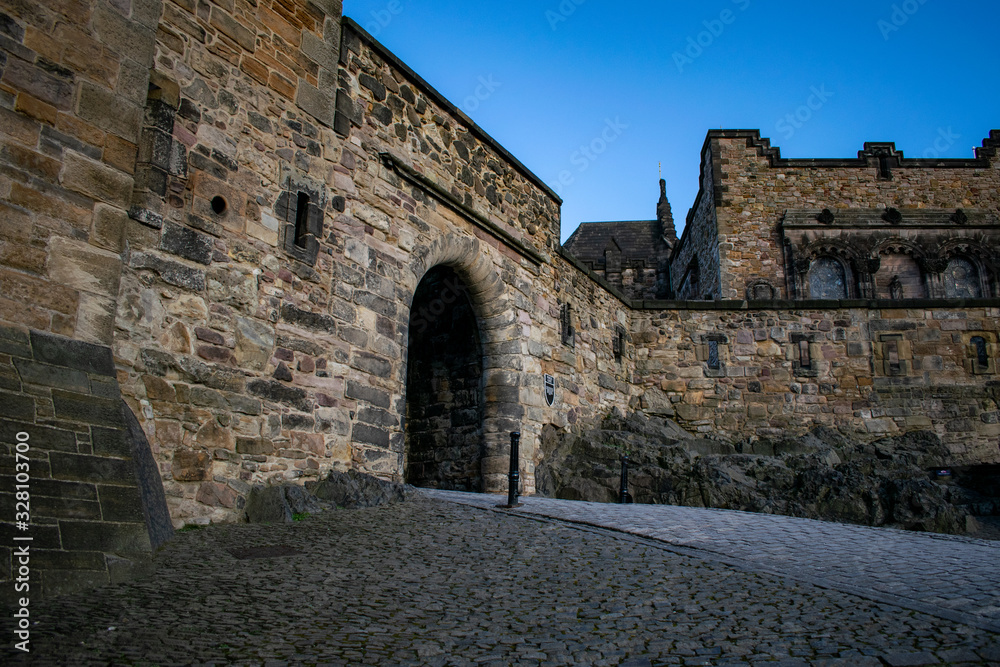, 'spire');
657,178,677,244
